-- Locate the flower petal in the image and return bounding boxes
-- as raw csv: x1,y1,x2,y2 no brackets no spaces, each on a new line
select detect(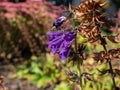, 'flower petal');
47,30,76,60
